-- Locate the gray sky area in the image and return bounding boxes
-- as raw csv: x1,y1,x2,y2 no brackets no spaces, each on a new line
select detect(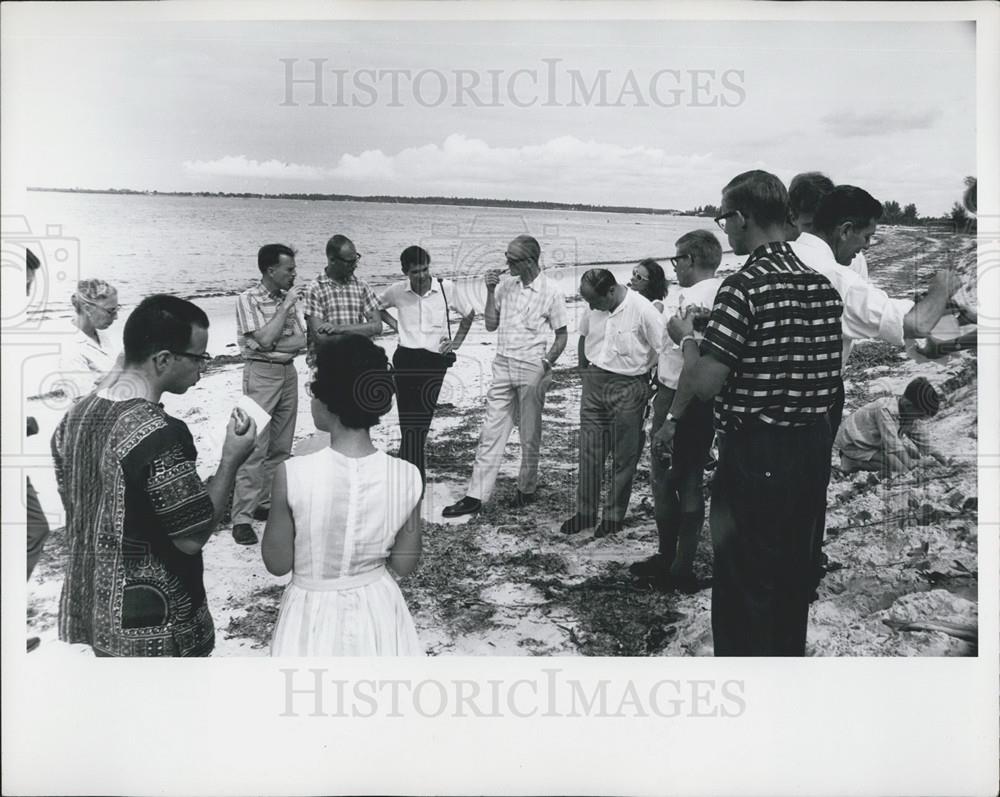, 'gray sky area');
3,10,976,214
